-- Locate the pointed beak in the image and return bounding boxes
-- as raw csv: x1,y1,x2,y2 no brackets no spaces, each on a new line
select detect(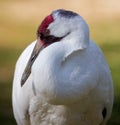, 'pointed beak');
21,38,44,86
